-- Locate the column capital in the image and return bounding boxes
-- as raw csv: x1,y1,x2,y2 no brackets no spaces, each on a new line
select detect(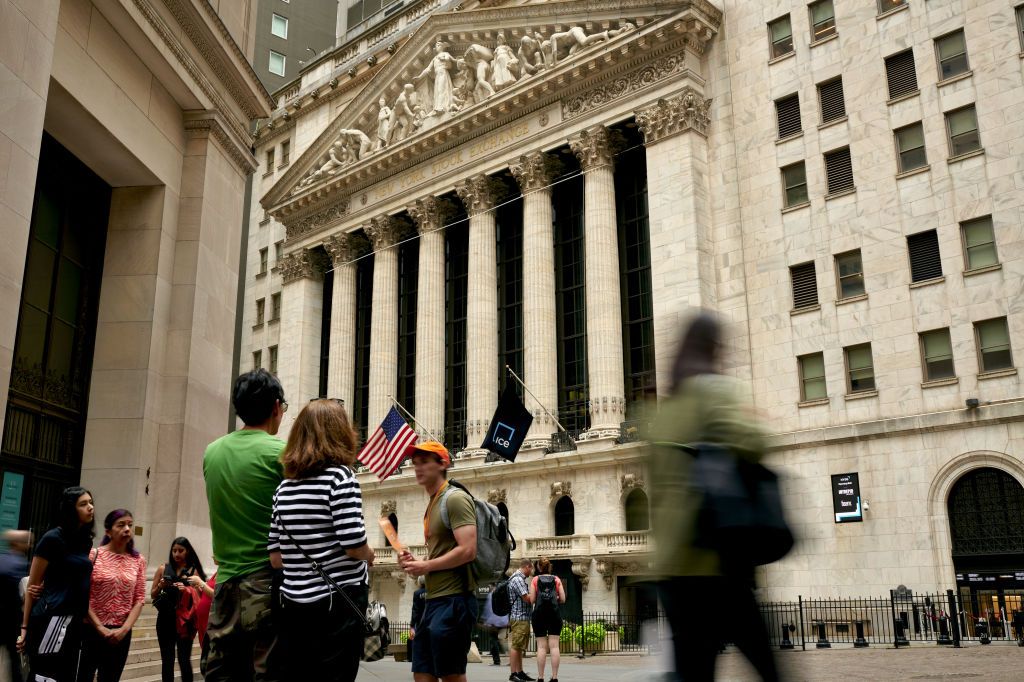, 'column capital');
455,174,505,215
365,215,407,249
322,232,367,266
636,87,712,143
509,151,563,194
277,248,329,284
407,196,455,234
569,125,623,172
